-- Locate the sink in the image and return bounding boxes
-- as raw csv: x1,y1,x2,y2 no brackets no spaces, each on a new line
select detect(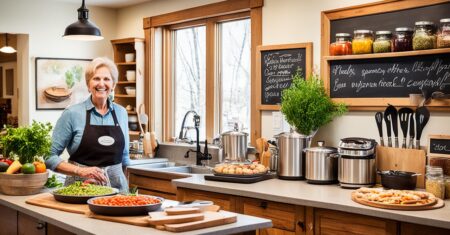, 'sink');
153,166,213,174
129,162,182,170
